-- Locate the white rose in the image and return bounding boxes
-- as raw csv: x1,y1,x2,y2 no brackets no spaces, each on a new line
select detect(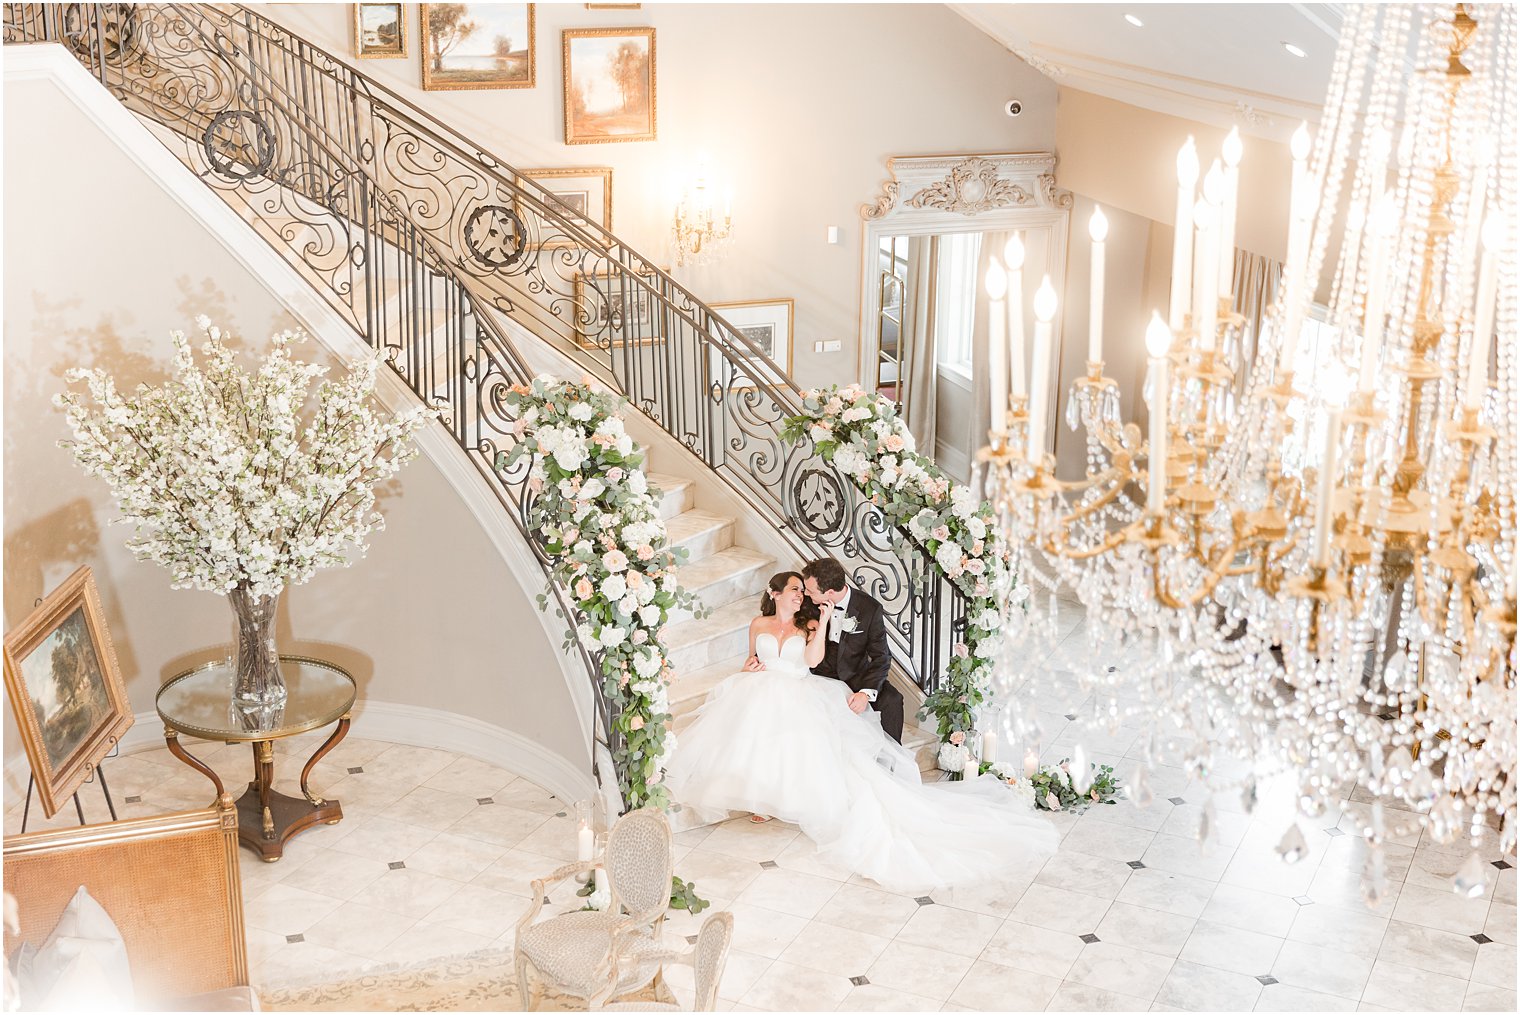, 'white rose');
935,542,963,576
601,574,628,601
598,626,626,648
629,471,648,495
638,604,662,626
